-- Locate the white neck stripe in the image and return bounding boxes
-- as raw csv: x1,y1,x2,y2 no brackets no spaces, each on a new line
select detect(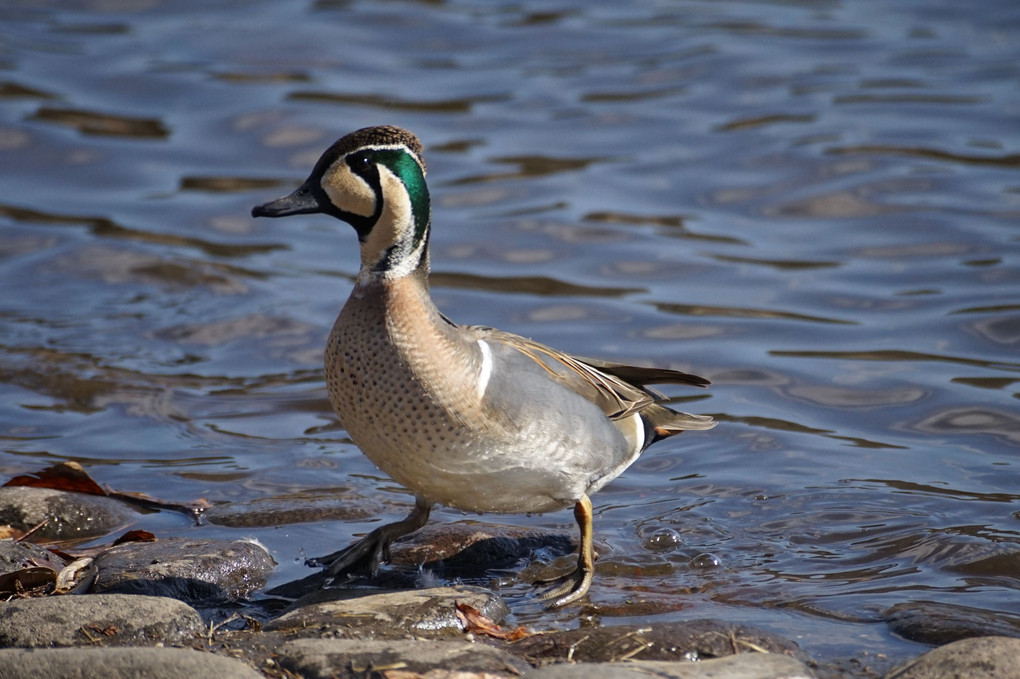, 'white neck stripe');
476,339,493,399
